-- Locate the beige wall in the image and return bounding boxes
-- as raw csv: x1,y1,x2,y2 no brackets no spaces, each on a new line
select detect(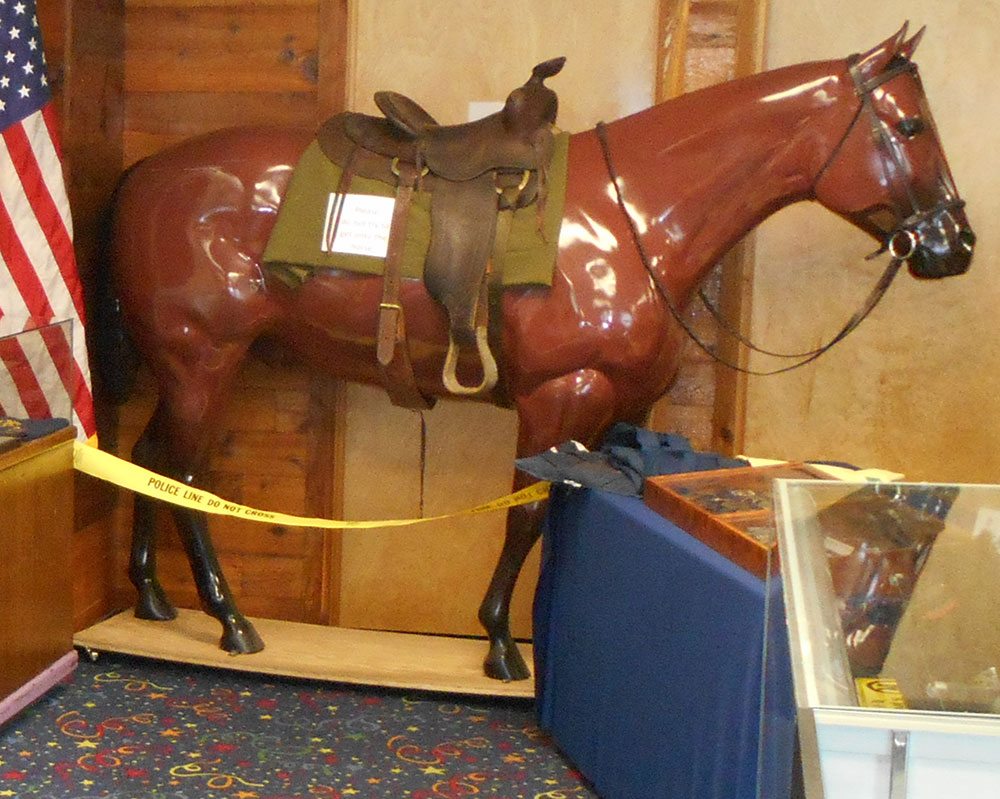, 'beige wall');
347,0,658,131
744,2,1000,482
338,0,658,636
